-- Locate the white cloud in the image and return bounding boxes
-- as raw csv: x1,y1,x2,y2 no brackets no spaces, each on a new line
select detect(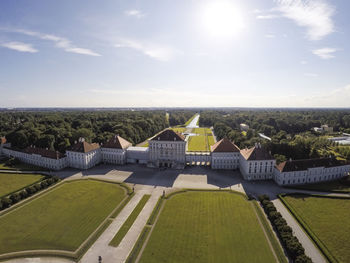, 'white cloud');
276,0,335,40
115,38,182,61
124,9,145,18
265,34,276,38
256,0,335,40
0,41,38,53
312,47,337,59
1,28,100,56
